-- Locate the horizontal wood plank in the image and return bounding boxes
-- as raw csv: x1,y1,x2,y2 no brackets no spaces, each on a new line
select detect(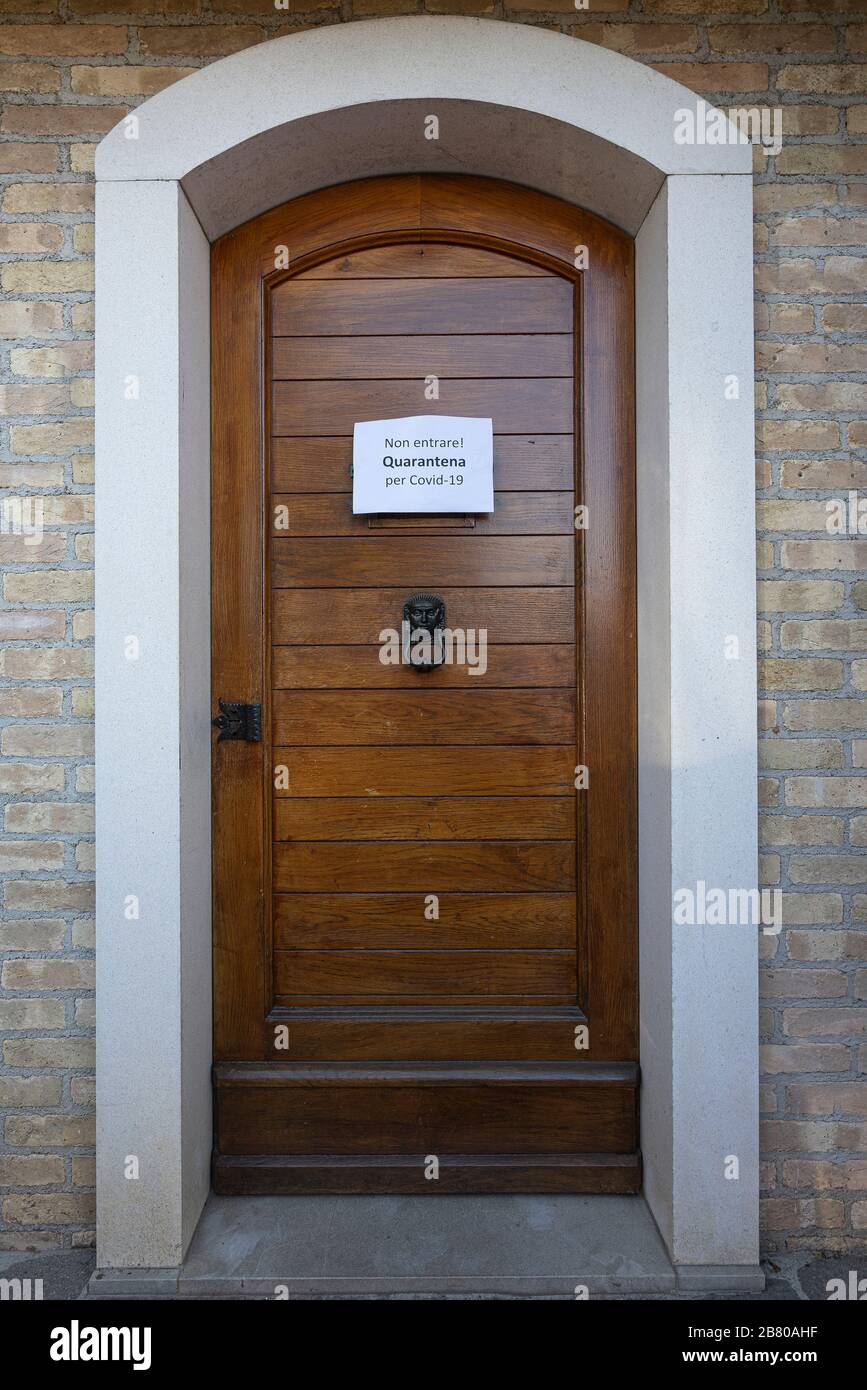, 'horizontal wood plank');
273,840,575,893
274,949,575,997
271,436,574,494
274,796,574,842
273,746,575,796
271,277,573,336
272,690,574,746
273,891,575,947
272,643,575,689
292,243,553,279
272,334,572,379
271,378,572,435
215,1066,636,1155
272,586,575,645
271,491,574,536
272,536,574,588
213,1152,641,1196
